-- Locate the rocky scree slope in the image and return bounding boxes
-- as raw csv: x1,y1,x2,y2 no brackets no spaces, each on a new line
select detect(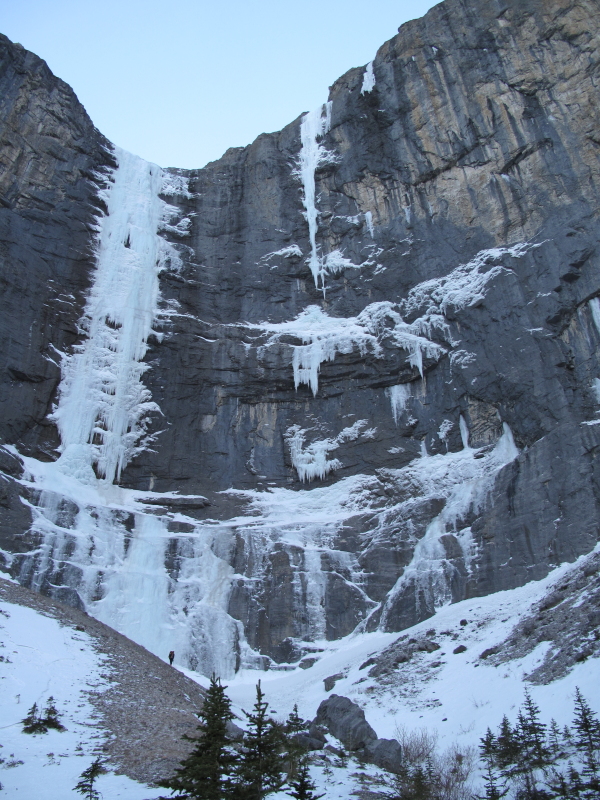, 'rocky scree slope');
0,576,207,786
0,0,600,673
